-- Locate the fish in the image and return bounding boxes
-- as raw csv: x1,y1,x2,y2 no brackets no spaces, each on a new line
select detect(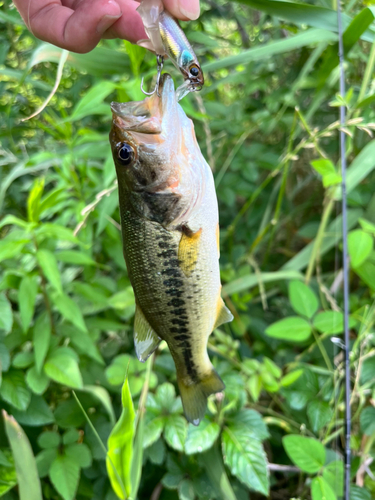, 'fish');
110,73,232,425
137,0,204,91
